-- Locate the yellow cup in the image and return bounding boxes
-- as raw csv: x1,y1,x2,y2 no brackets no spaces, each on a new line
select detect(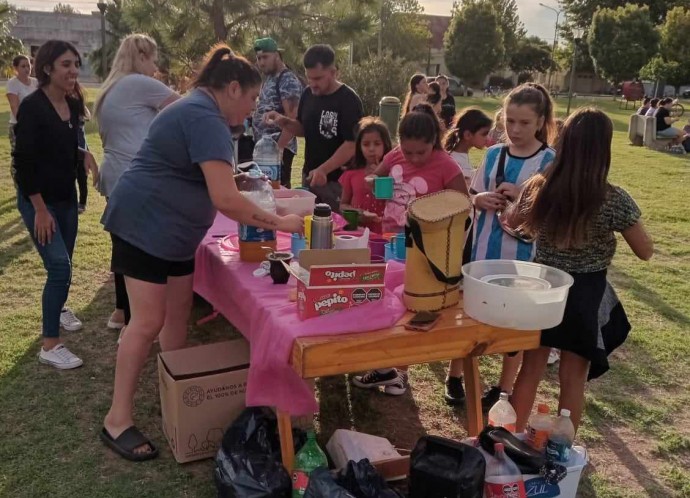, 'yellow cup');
304,215,312,249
